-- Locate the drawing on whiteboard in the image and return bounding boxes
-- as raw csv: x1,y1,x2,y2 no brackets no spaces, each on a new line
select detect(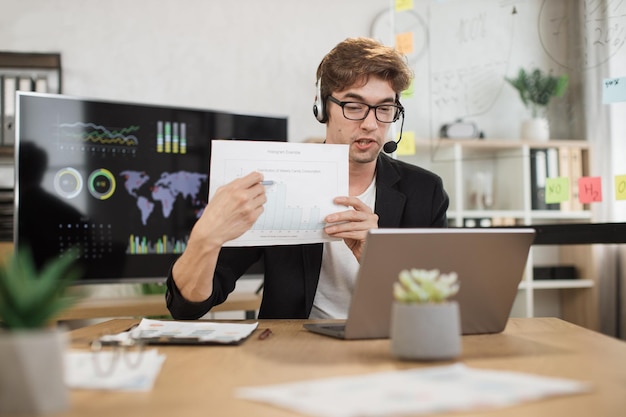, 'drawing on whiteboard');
428,2,517,130
538,0,626,70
